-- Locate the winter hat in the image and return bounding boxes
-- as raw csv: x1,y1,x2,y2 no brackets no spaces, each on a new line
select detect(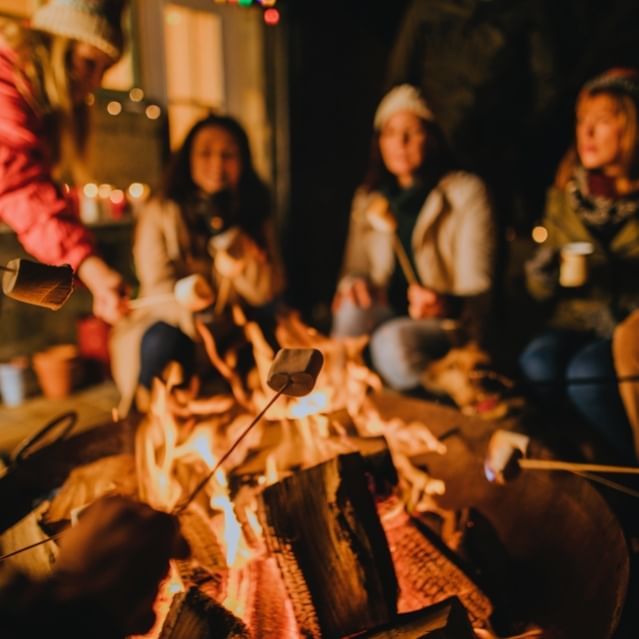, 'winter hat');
373,84,434,130
582,68,639,102
31,0,126,61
